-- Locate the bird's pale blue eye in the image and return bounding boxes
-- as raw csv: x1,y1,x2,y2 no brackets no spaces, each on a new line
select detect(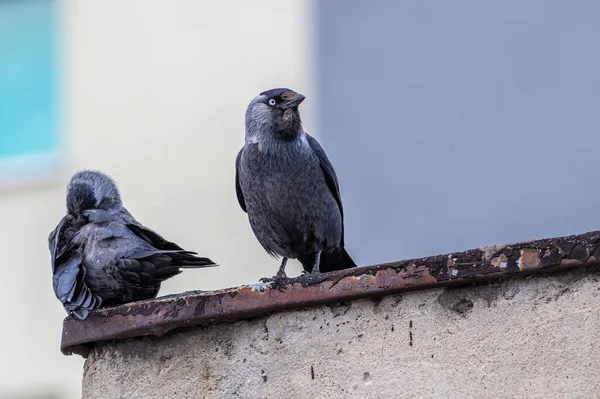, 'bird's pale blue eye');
268,98,276,106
